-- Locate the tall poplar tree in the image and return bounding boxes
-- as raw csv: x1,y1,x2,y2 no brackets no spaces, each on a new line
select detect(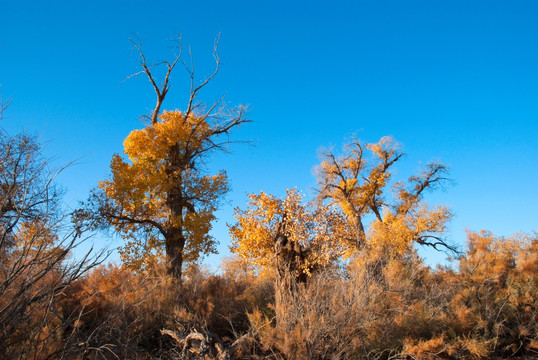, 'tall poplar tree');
76,38,248,279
